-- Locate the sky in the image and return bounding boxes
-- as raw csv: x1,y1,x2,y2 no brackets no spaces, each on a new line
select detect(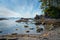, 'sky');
0,0,42,18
